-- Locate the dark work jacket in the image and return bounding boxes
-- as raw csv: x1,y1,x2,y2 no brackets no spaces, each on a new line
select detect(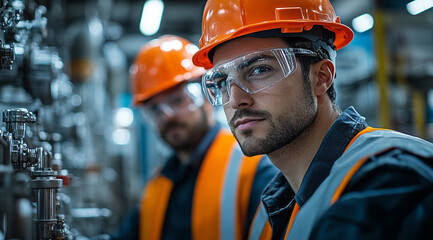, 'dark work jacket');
261,106,433,240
